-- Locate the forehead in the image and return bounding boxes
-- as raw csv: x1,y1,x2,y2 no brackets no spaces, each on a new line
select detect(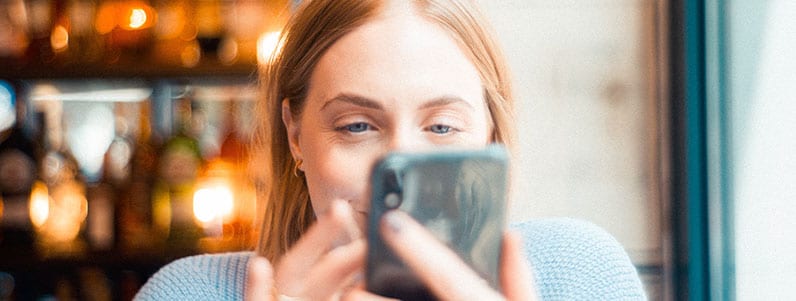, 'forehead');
307,6,483,105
